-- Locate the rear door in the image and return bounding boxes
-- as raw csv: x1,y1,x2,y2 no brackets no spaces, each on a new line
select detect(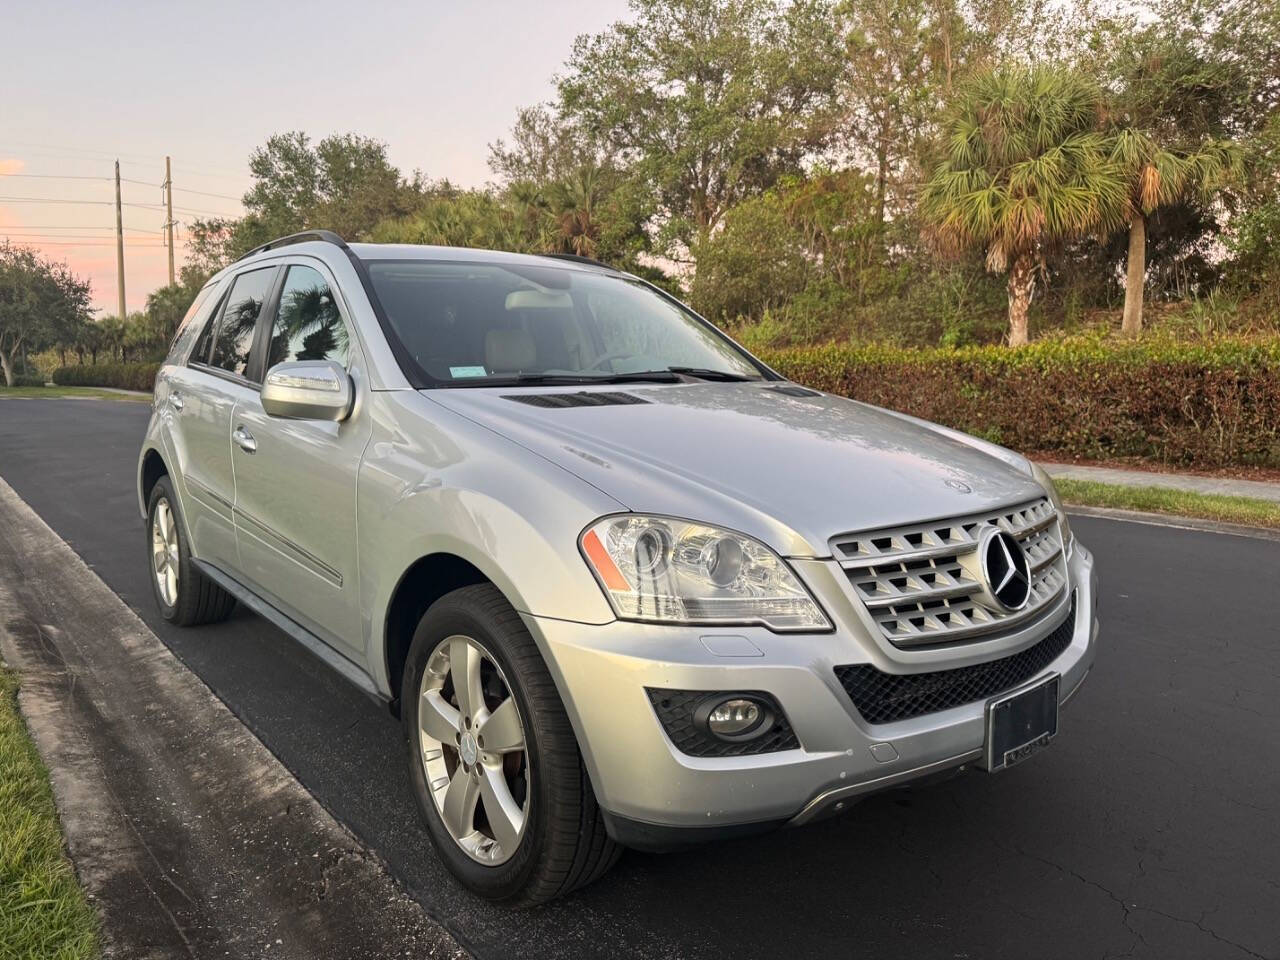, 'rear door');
229,259,370,658
167,265,280,570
